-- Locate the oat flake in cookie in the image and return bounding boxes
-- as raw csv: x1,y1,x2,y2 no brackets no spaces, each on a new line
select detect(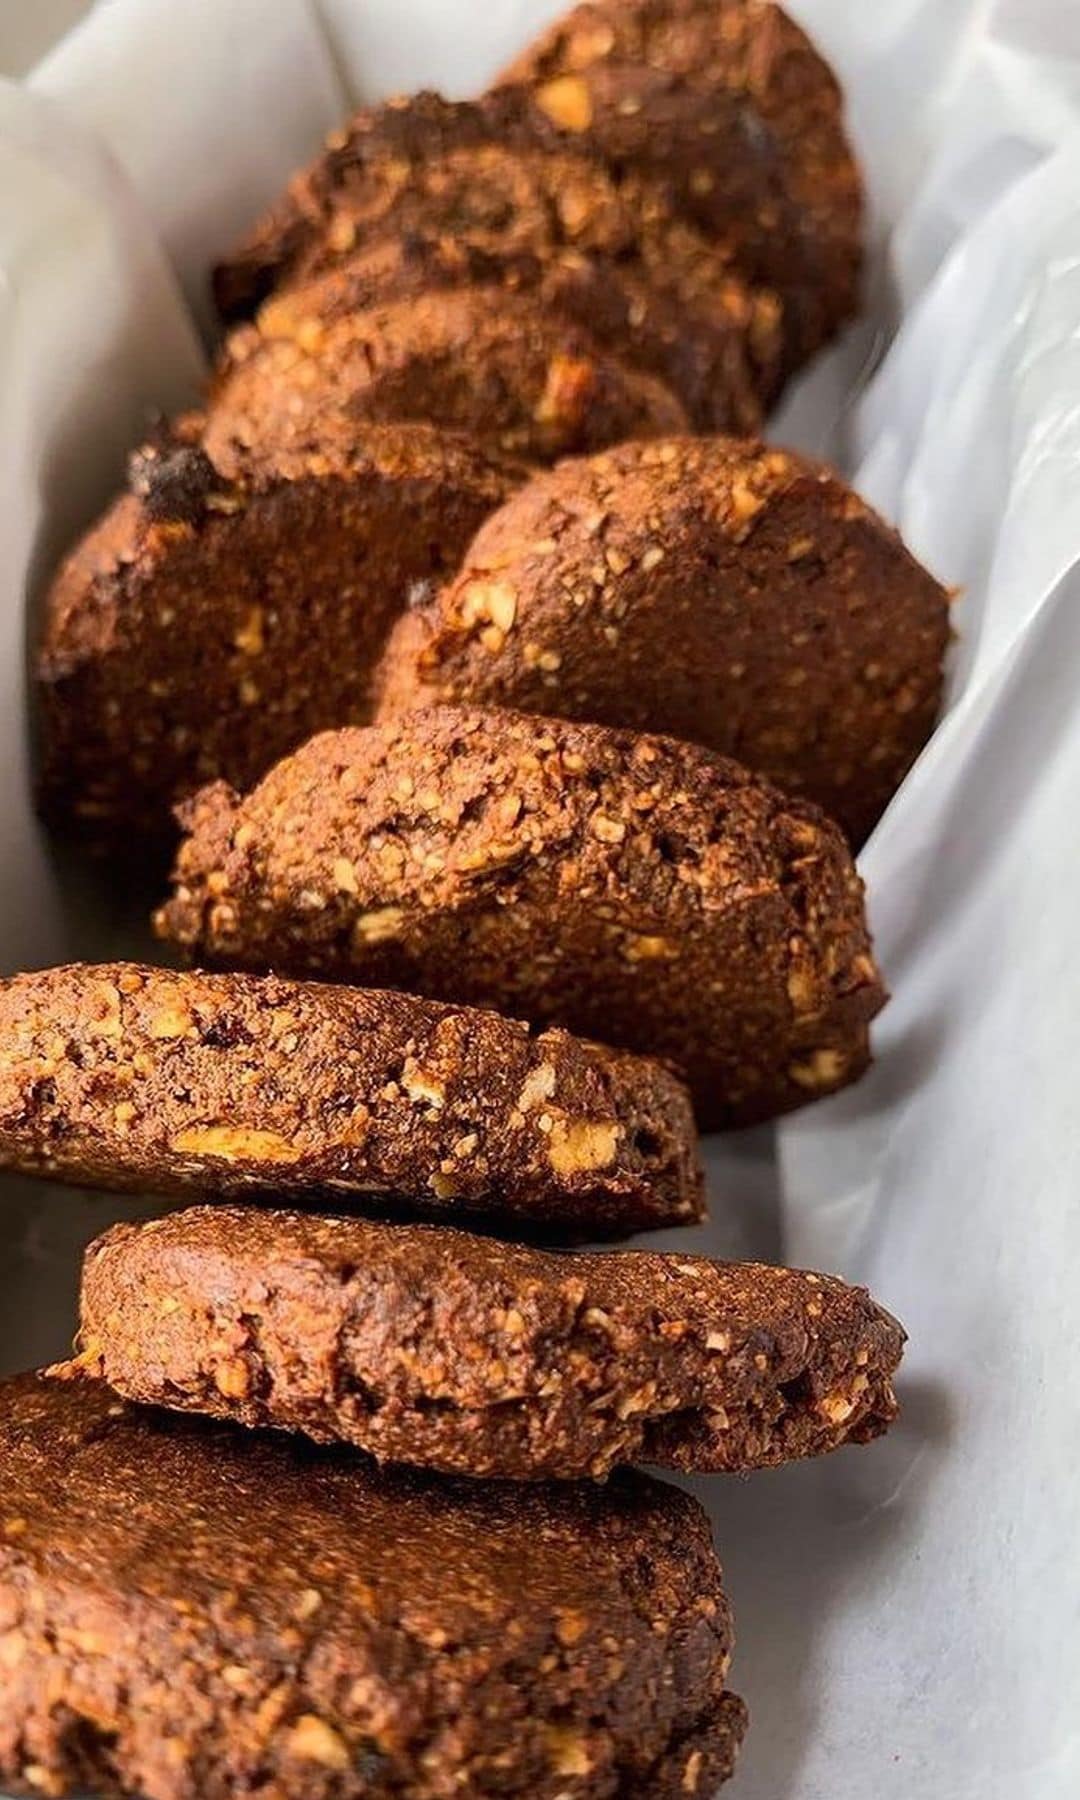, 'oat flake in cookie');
0,964,702,1236
72,1205,905,1482
0,1372,746,1798
375,437,951,844
35,419,516,839
156,708,887,1129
